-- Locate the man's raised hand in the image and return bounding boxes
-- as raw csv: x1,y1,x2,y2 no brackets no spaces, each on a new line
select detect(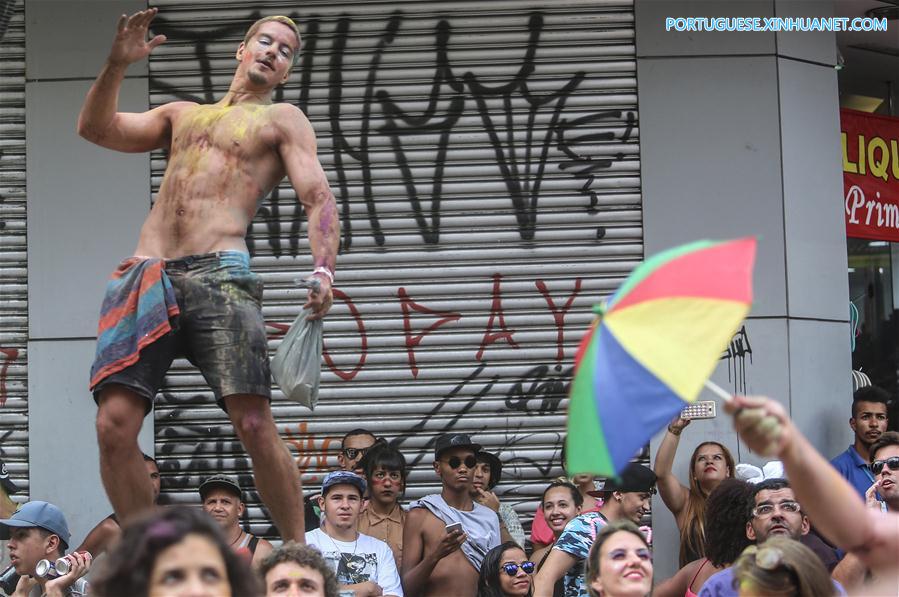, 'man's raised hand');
109,8,167,67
